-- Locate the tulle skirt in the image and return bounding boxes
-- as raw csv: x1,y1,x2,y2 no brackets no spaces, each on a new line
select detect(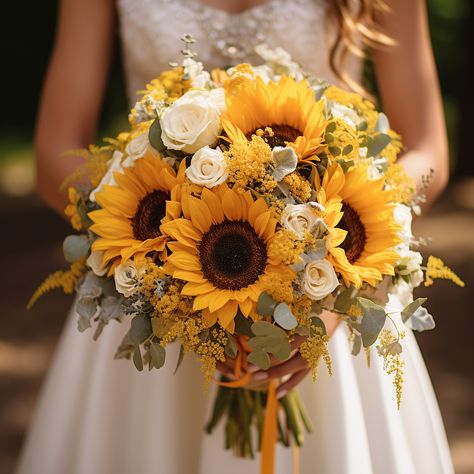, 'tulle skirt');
16,294,454,474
